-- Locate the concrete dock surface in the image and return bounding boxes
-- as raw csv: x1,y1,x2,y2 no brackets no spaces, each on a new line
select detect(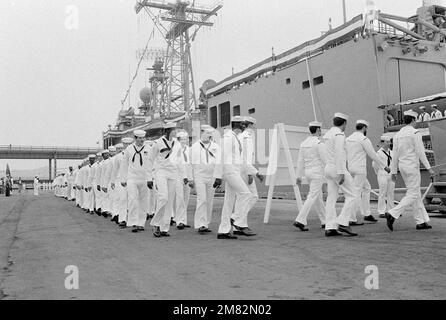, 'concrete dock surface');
0,191,445,300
